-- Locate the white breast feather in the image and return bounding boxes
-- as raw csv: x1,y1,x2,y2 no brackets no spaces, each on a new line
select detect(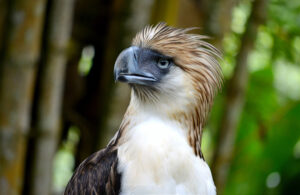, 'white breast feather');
117,116,216,195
